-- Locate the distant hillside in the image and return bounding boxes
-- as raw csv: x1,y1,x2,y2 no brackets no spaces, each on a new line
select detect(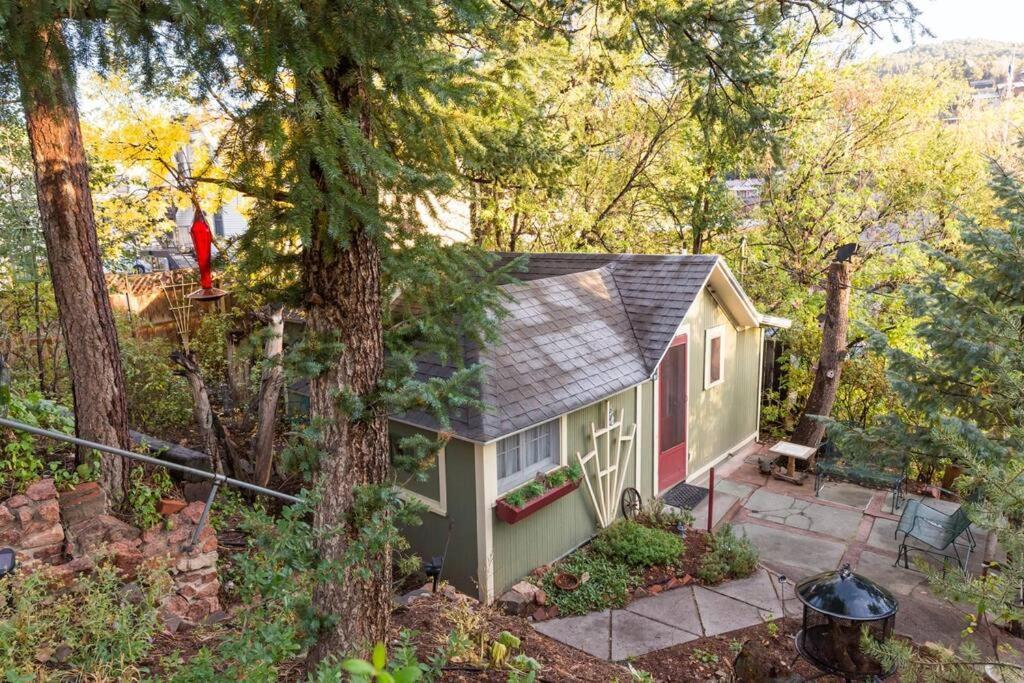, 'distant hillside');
878,39,1024,83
